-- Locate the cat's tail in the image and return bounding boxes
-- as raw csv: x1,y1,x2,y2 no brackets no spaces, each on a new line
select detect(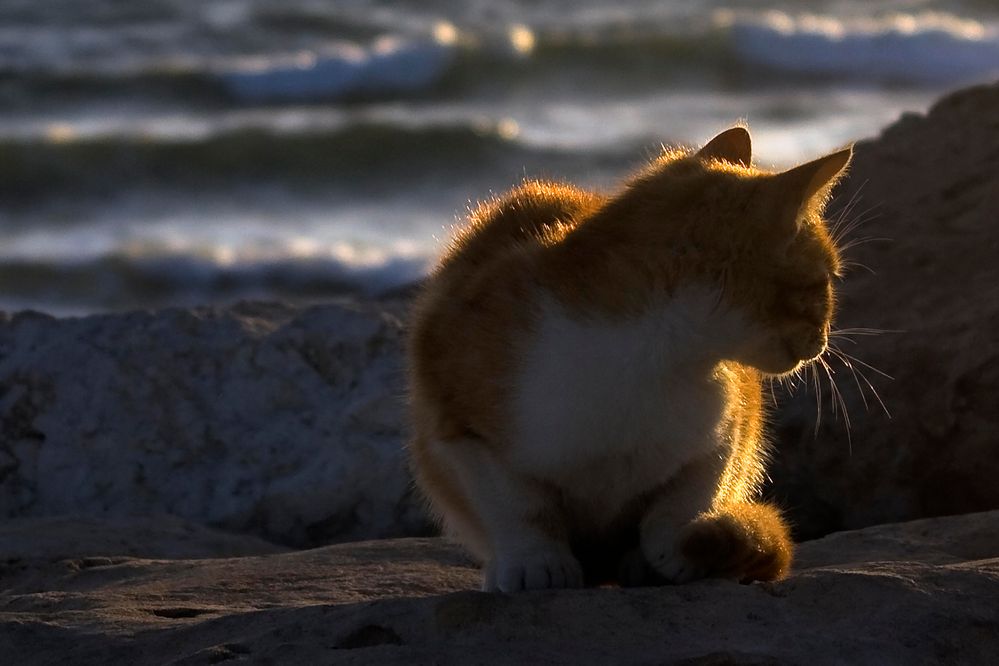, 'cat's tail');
444,180,604,270
679,501,793,582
